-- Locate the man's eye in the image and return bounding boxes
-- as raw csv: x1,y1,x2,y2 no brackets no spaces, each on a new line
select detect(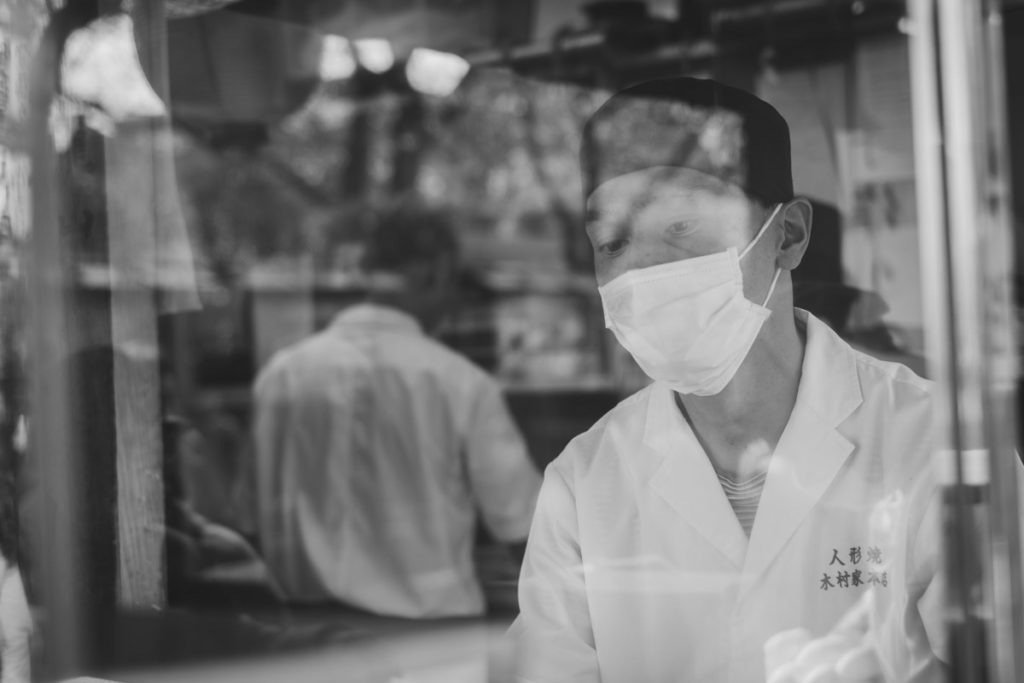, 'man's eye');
667,220,696,237
599,238,629,255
